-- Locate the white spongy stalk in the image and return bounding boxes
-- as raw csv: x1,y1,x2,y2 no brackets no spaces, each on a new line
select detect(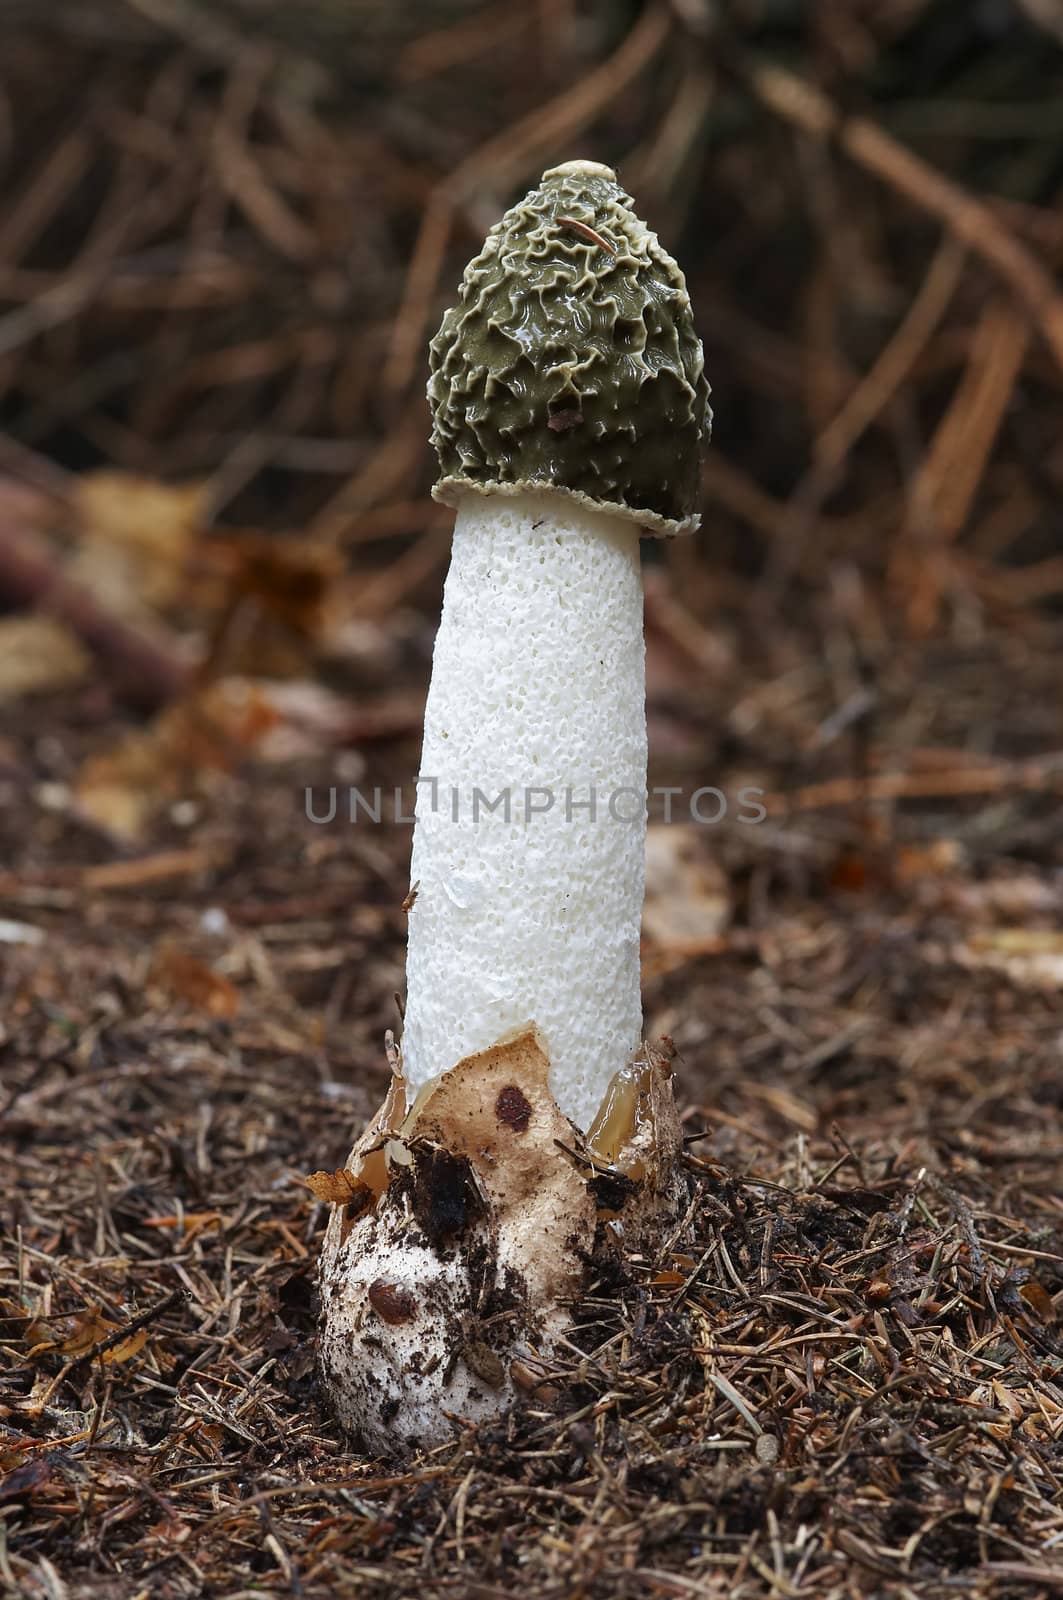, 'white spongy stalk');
401,489,646,1131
